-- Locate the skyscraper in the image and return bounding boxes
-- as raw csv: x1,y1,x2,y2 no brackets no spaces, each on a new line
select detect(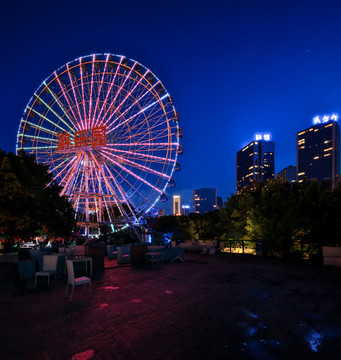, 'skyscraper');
236,134,275,192
157,209,165,217
181,205,190,216
297,115,340,187
277,166,296,183
193,188,217,214
173,195,181,216
217,196,224,209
